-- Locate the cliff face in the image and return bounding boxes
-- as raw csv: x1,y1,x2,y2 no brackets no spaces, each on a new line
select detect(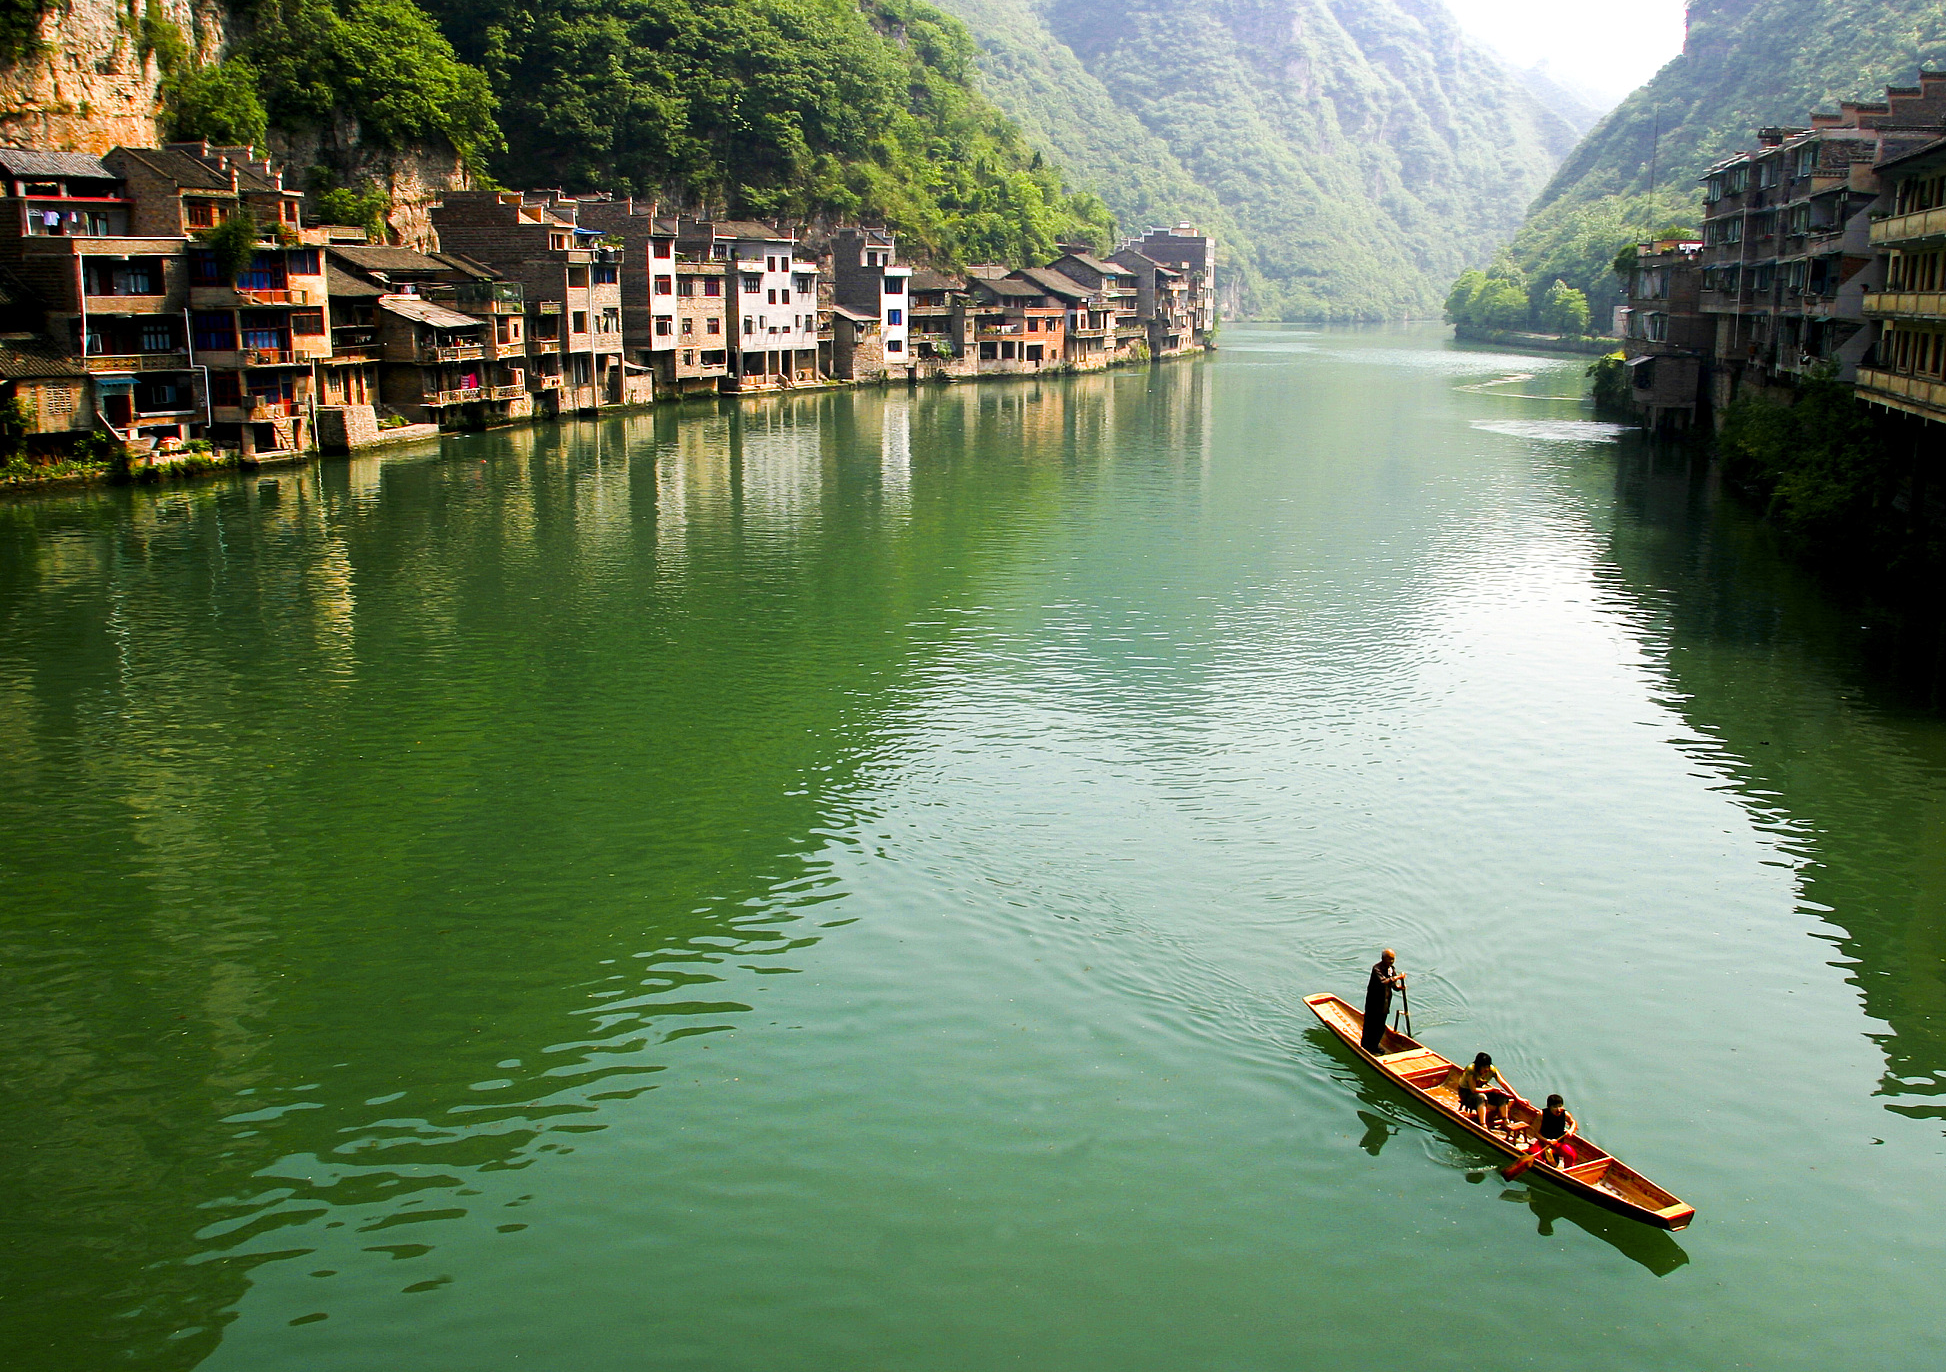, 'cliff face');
0,0,222,151
932,0,1582,319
